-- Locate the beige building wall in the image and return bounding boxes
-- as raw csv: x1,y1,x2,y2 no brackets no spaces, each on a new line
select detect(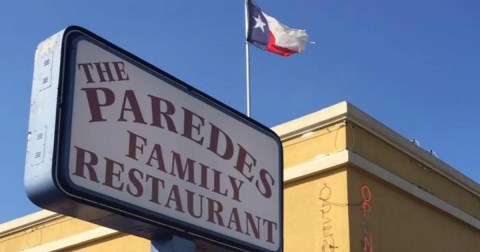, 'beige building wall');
0,211,149,252
284,168,350,251
2,101,479,252
347,167,480,252
274,101,480,252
